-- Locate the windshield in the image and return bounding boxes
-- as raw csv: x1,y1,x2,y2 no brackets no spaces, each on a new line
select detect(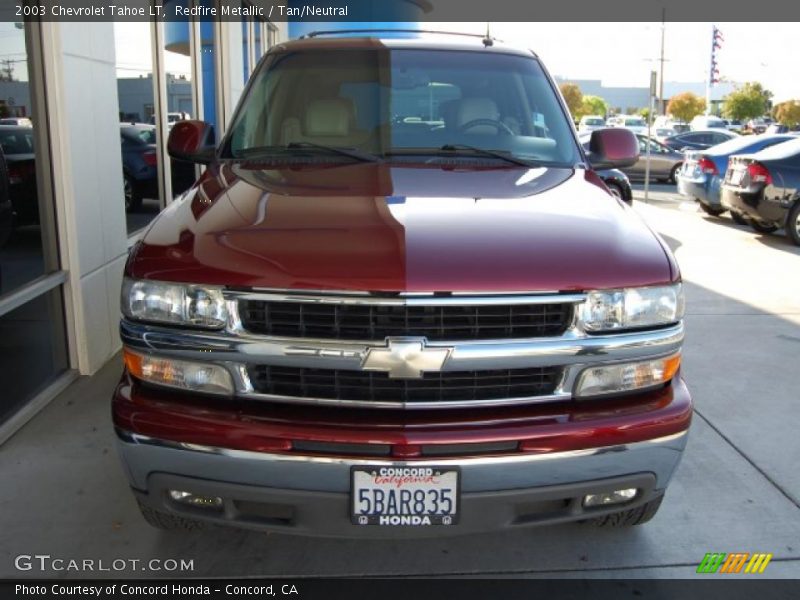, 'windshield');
225,48,580,167
0,129,34,154
745,136,800,160
583,118,604,126
624,118,645,127
706,134,793,156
